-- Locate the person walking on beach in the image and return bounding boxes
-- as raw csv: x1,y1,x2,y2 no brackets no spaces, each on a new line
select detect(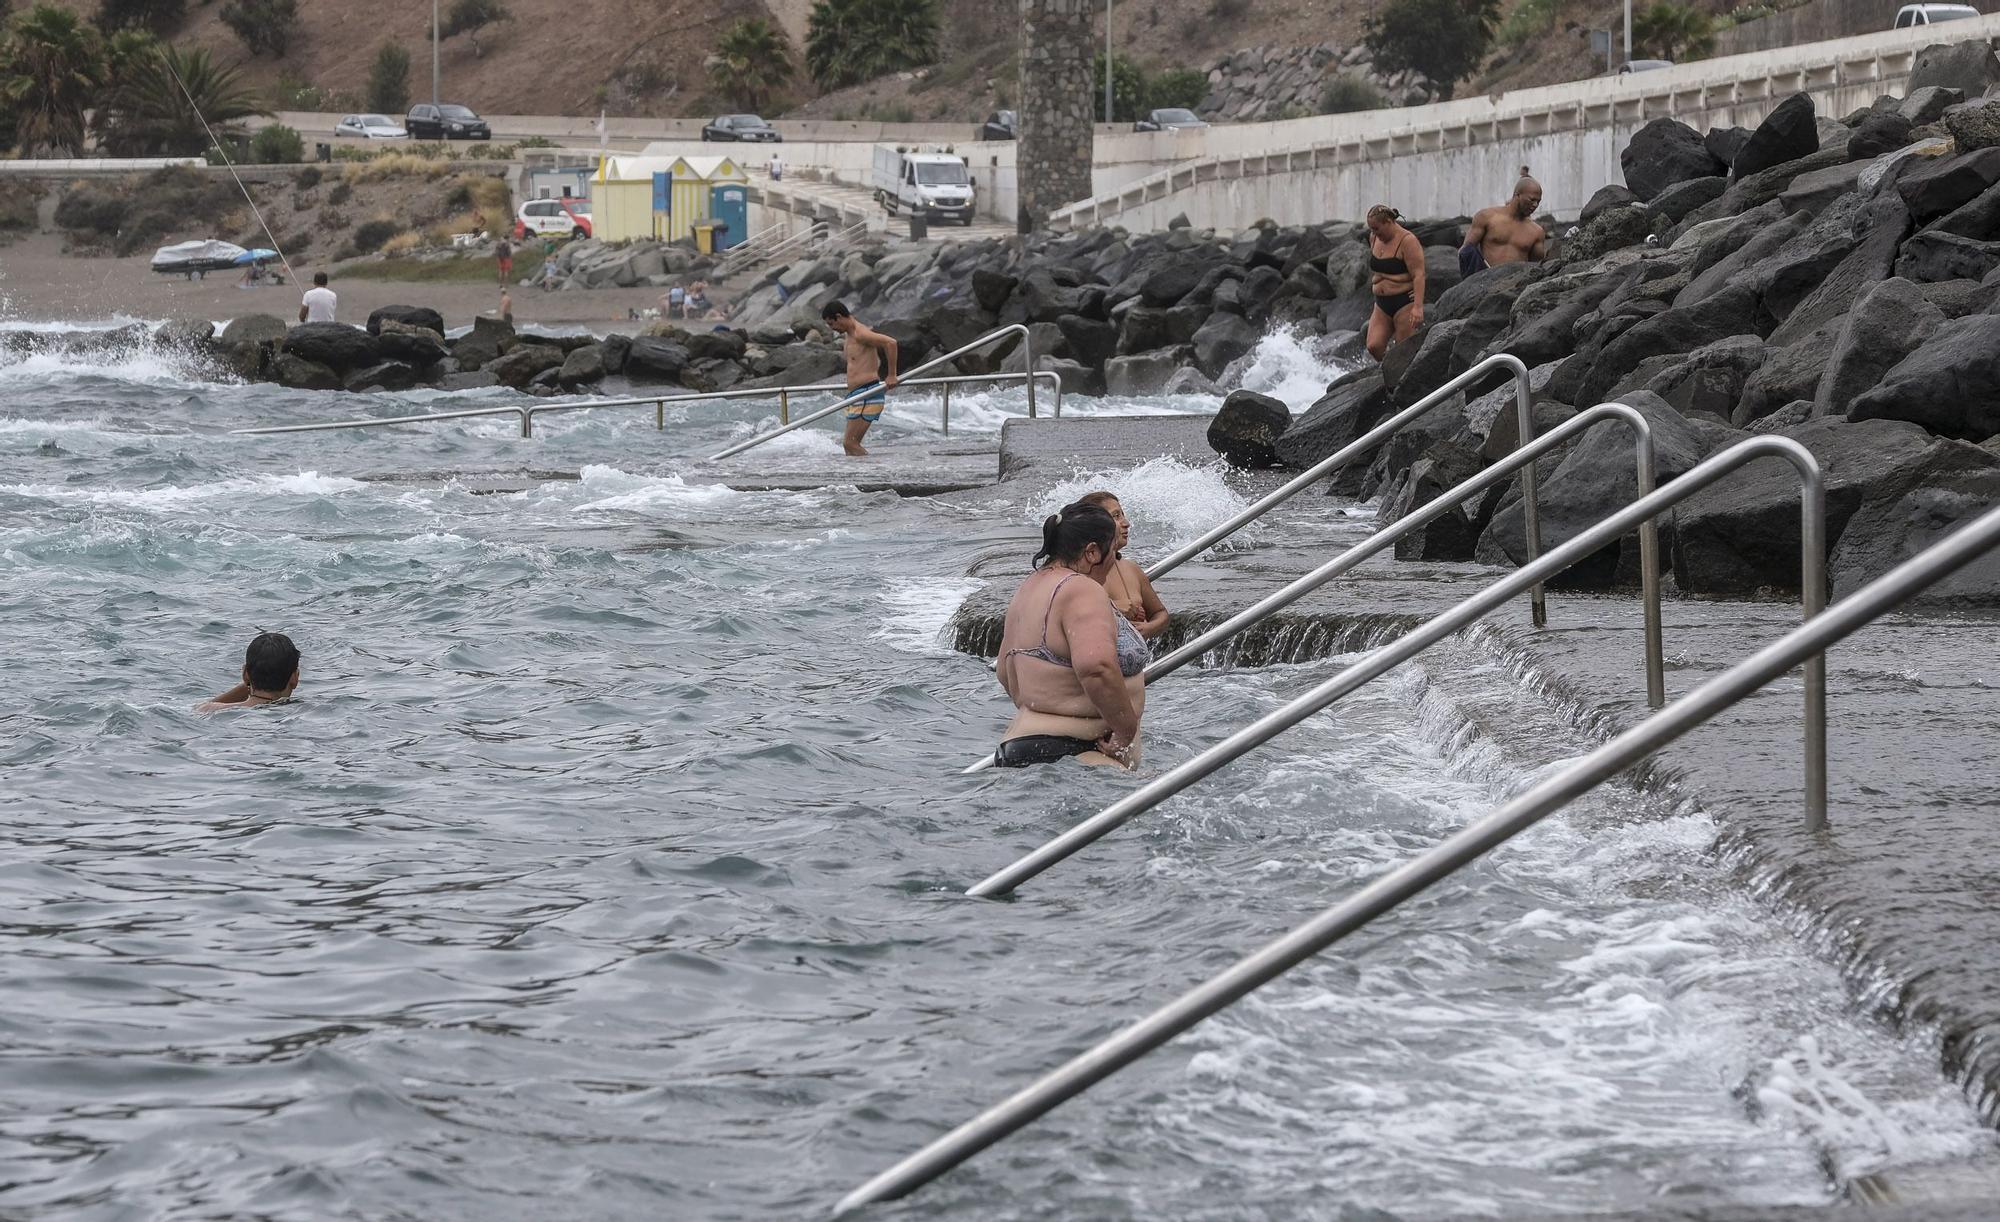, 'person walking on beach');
768,152,783,181
1459,168,1548,276
821,300,898,457
298,272,336,324
495,238,514,287
197,632,300,712
1364,205,1424,362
